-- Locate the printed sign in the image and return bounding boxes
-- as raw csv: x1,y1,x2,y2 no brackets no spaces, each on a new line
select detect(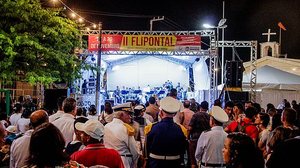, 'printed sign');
88,34,201,52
